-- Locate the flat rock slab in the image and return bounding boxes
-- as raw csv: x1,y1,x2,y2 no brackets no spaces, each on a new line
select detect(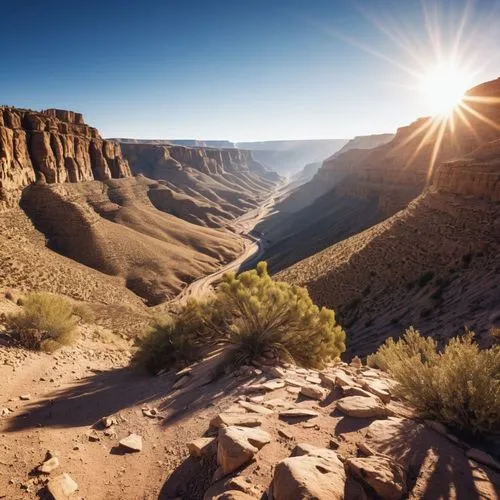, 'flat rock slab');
47,473,78,499
238,400,273,415
211,413,263,429
362,379,391,403
336,396,388,418
262,379,286,391
300,385,328,401
279,409,319,419
188,437,217,458
346,455,406,500
217,425,271,475
119,433,143,452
